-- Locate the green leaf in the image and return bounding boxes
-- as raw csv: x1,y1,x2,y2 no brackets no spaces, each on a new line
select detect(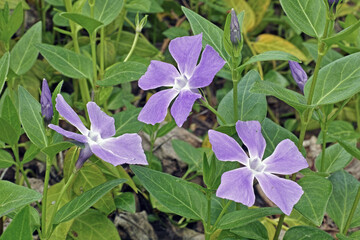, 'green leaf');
182,6,230,64
324,19,360,46
156,120,176,138
113,108,144,136
163,27,189,39
251,79,310,113
10,21,41,75
230,221,268,240
41,142,75,158
0,118,18,145
0,2,23,42
83,0,124,26
97,61,147,86
1,96,21,137
126,0,151,12
0,206,32,240
18,86,48,149
0,180,42,217
69,209,120,240
115,192,136,213
327,170,360,231
131,165,207,220
172,139,202,170
0,52,10,93
294,176,332,226
61,13,103,34
318,121,360,144
54,178,126,224
218,207,282,229
279,0,326,38
218,70,267,125
336,139,360,160
22,143,41,164
241,51,300,68
283,226,334,240
303,42,343,67
36,43,93,81
315,143,353,173
0,149,14,168
305,52,360,105
73,164,116,215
